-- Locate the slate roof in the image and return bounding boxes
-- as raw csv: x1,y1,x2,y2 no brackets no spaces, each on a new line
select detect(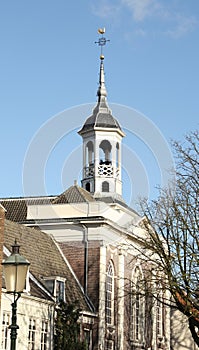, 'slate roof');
81,102,121,130
78,100,122,134
4,219,92,311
